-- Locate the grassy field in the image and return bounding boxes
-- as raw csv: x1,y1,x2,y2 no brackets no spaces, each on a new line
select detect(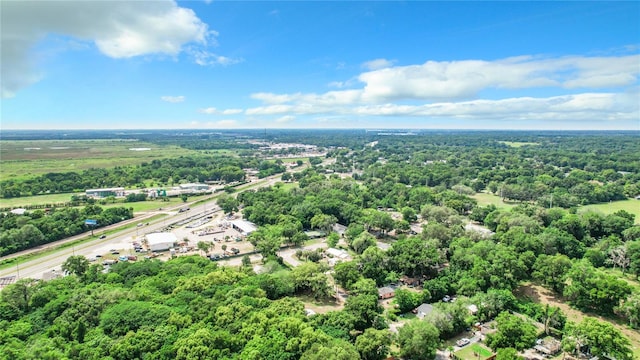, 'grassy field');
497,141,540,147
0,193,82,208
579,199,640,224
0,139,196,181
472,192,518,209
454,343,494,360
